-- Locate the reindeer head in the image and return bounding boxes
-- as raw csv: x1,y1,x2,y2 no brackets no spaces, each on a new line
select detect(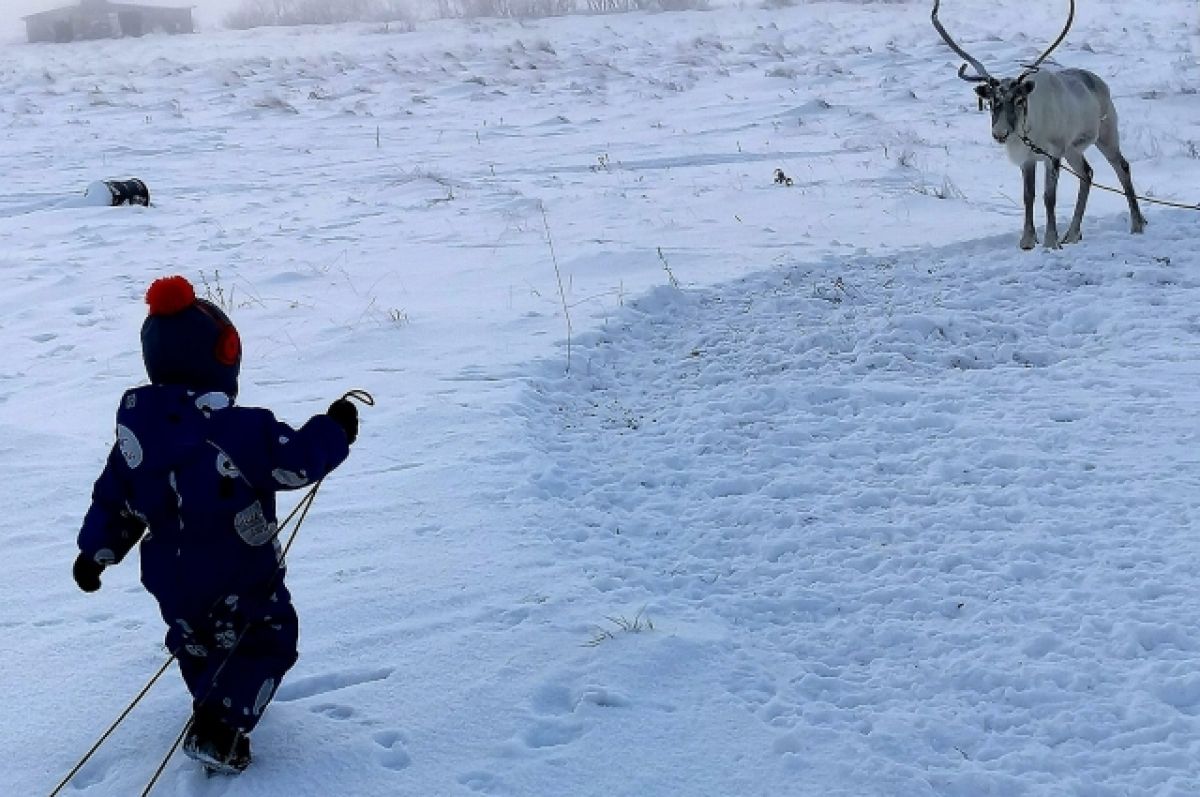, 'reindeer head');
932,0,1073,144
975,78,1035,143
